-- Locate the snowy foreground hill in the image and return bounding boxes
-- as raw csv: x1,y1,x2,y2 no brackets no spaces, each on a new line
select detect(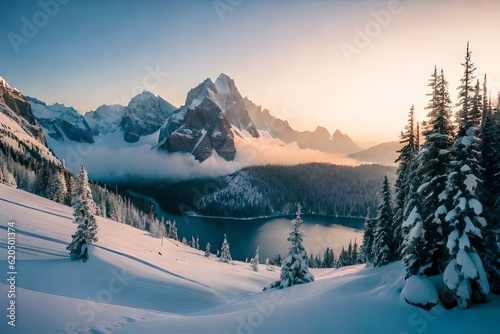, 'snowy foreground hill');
0,184,499,334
